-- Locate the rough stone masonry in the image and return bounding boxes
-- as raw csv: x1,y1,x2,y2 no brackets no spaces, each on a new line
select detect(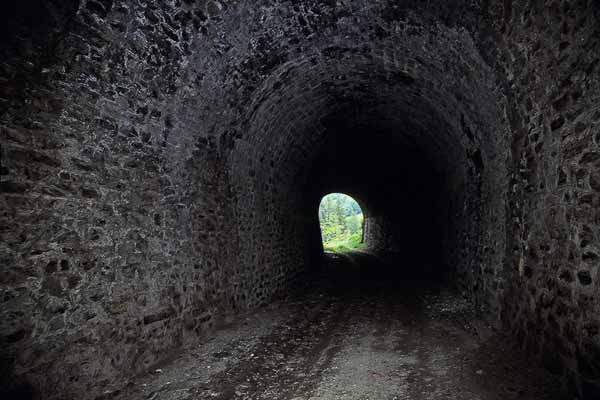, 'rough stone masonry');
0,0,599,399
